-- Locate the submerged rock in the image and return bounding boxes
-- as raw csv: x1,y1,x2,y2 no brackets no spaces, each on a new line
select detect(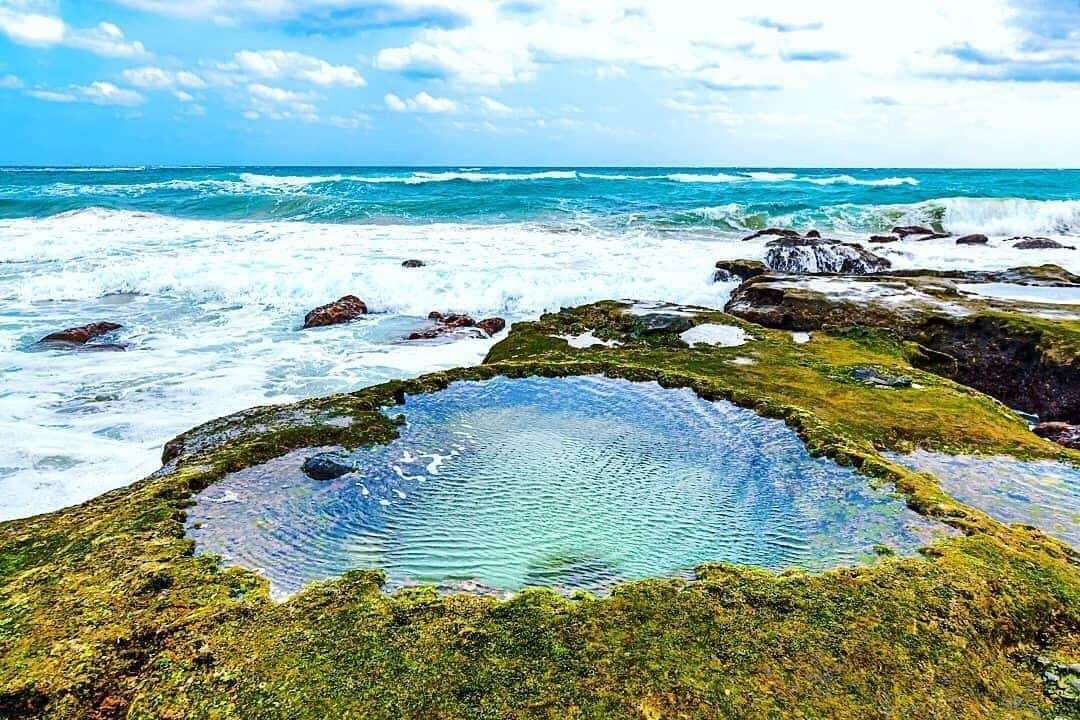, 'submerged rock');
869,235,899,243
1014,237,1076,250
956,234,989,245
303,295,368,329
409,312,506,340
764,236,891,275
631,313,695,336
876,264,1080,286
401,259,425,268
302,452,355,481
38,321,122,345
1033,422,1080,450
713,259,769,283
